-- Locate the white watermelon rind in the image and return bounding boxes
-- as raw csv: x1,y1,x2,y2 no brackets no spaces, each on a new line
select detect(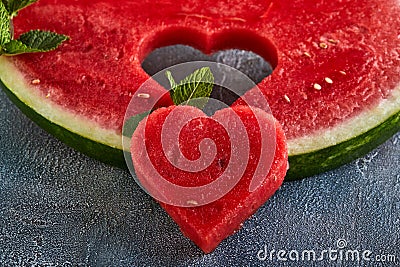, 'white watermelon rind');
286,110,399,180
0,57,125,168
0,56,399,179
